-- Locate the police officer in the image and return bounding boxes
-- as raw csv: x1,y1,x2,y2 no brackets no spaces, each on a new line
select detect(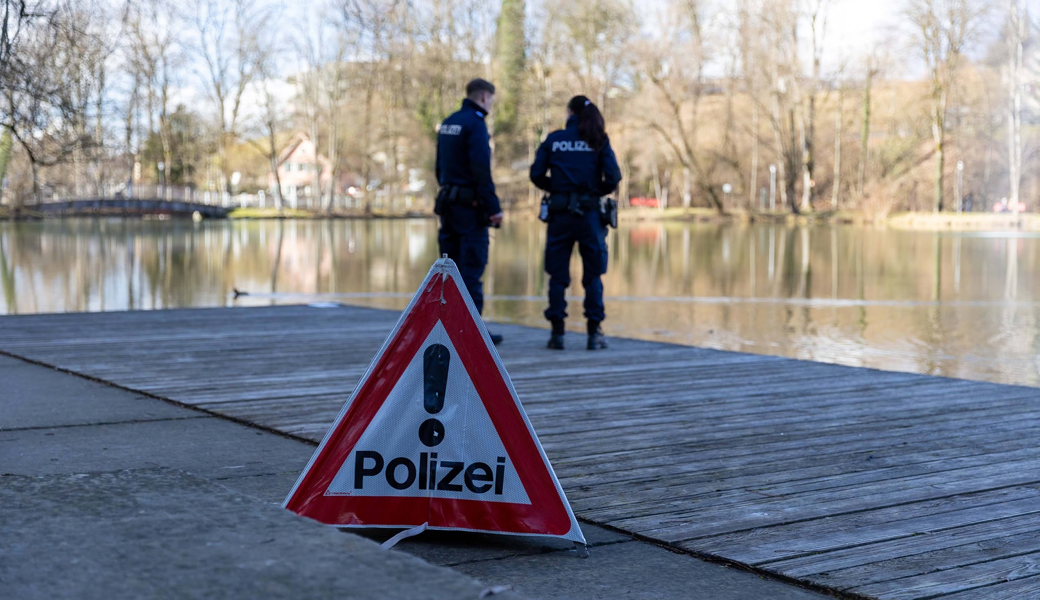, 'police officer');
530,95,622,350
436,78,504,345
